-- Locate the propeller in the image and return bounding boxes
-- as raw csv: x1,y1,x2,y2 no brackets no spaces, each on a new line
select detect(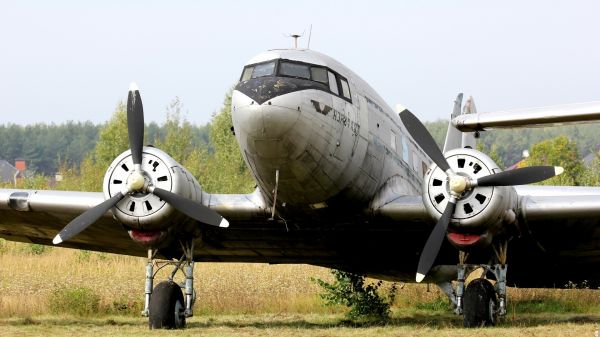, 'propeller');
53,83,228,245
399,108,563,283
